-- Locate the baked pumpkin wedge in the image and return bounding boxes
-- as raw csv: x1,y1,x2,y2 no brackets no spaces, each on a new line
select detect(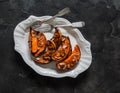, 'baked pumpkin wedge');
29,27,47,56
34,32,47,57
52,36,72,62
34,50,52,64
51,28,62,49
57,45,81,71
34,40,56,64
34,28,62,64
29,27,38,53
